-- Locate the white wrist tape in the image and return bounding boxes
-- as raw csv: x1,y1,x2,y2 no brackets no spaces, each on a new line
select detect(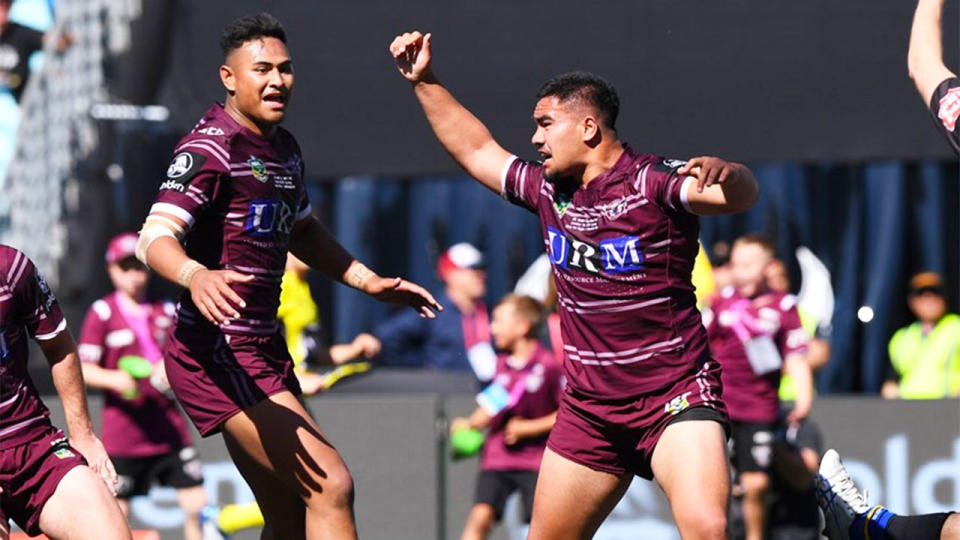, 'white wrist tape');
176,260,206,288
